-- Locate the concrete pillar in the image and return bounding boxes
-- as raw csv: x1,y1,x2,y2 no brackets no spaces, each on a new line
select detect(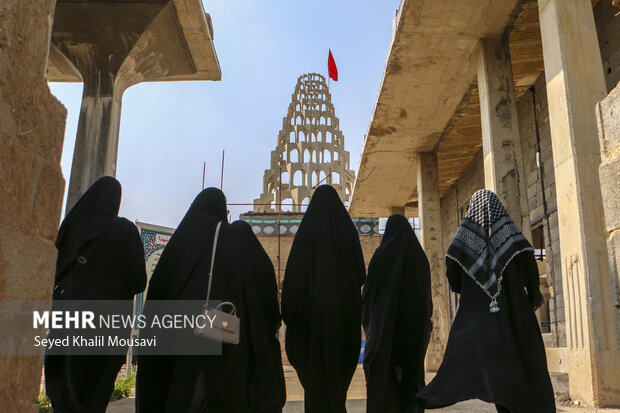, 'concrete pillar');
0,0,67,410
476,36,531,238
49,1,221,211
52,2,168,210
417,152,450,371
67,87,123,211
539,0,620,406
